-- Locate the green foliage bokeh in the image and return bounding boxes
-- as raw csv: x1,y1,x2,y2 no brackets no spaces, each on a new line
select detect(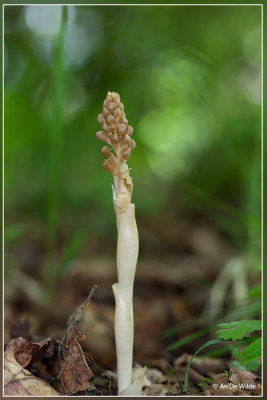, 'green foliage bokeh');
4,5,261,263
